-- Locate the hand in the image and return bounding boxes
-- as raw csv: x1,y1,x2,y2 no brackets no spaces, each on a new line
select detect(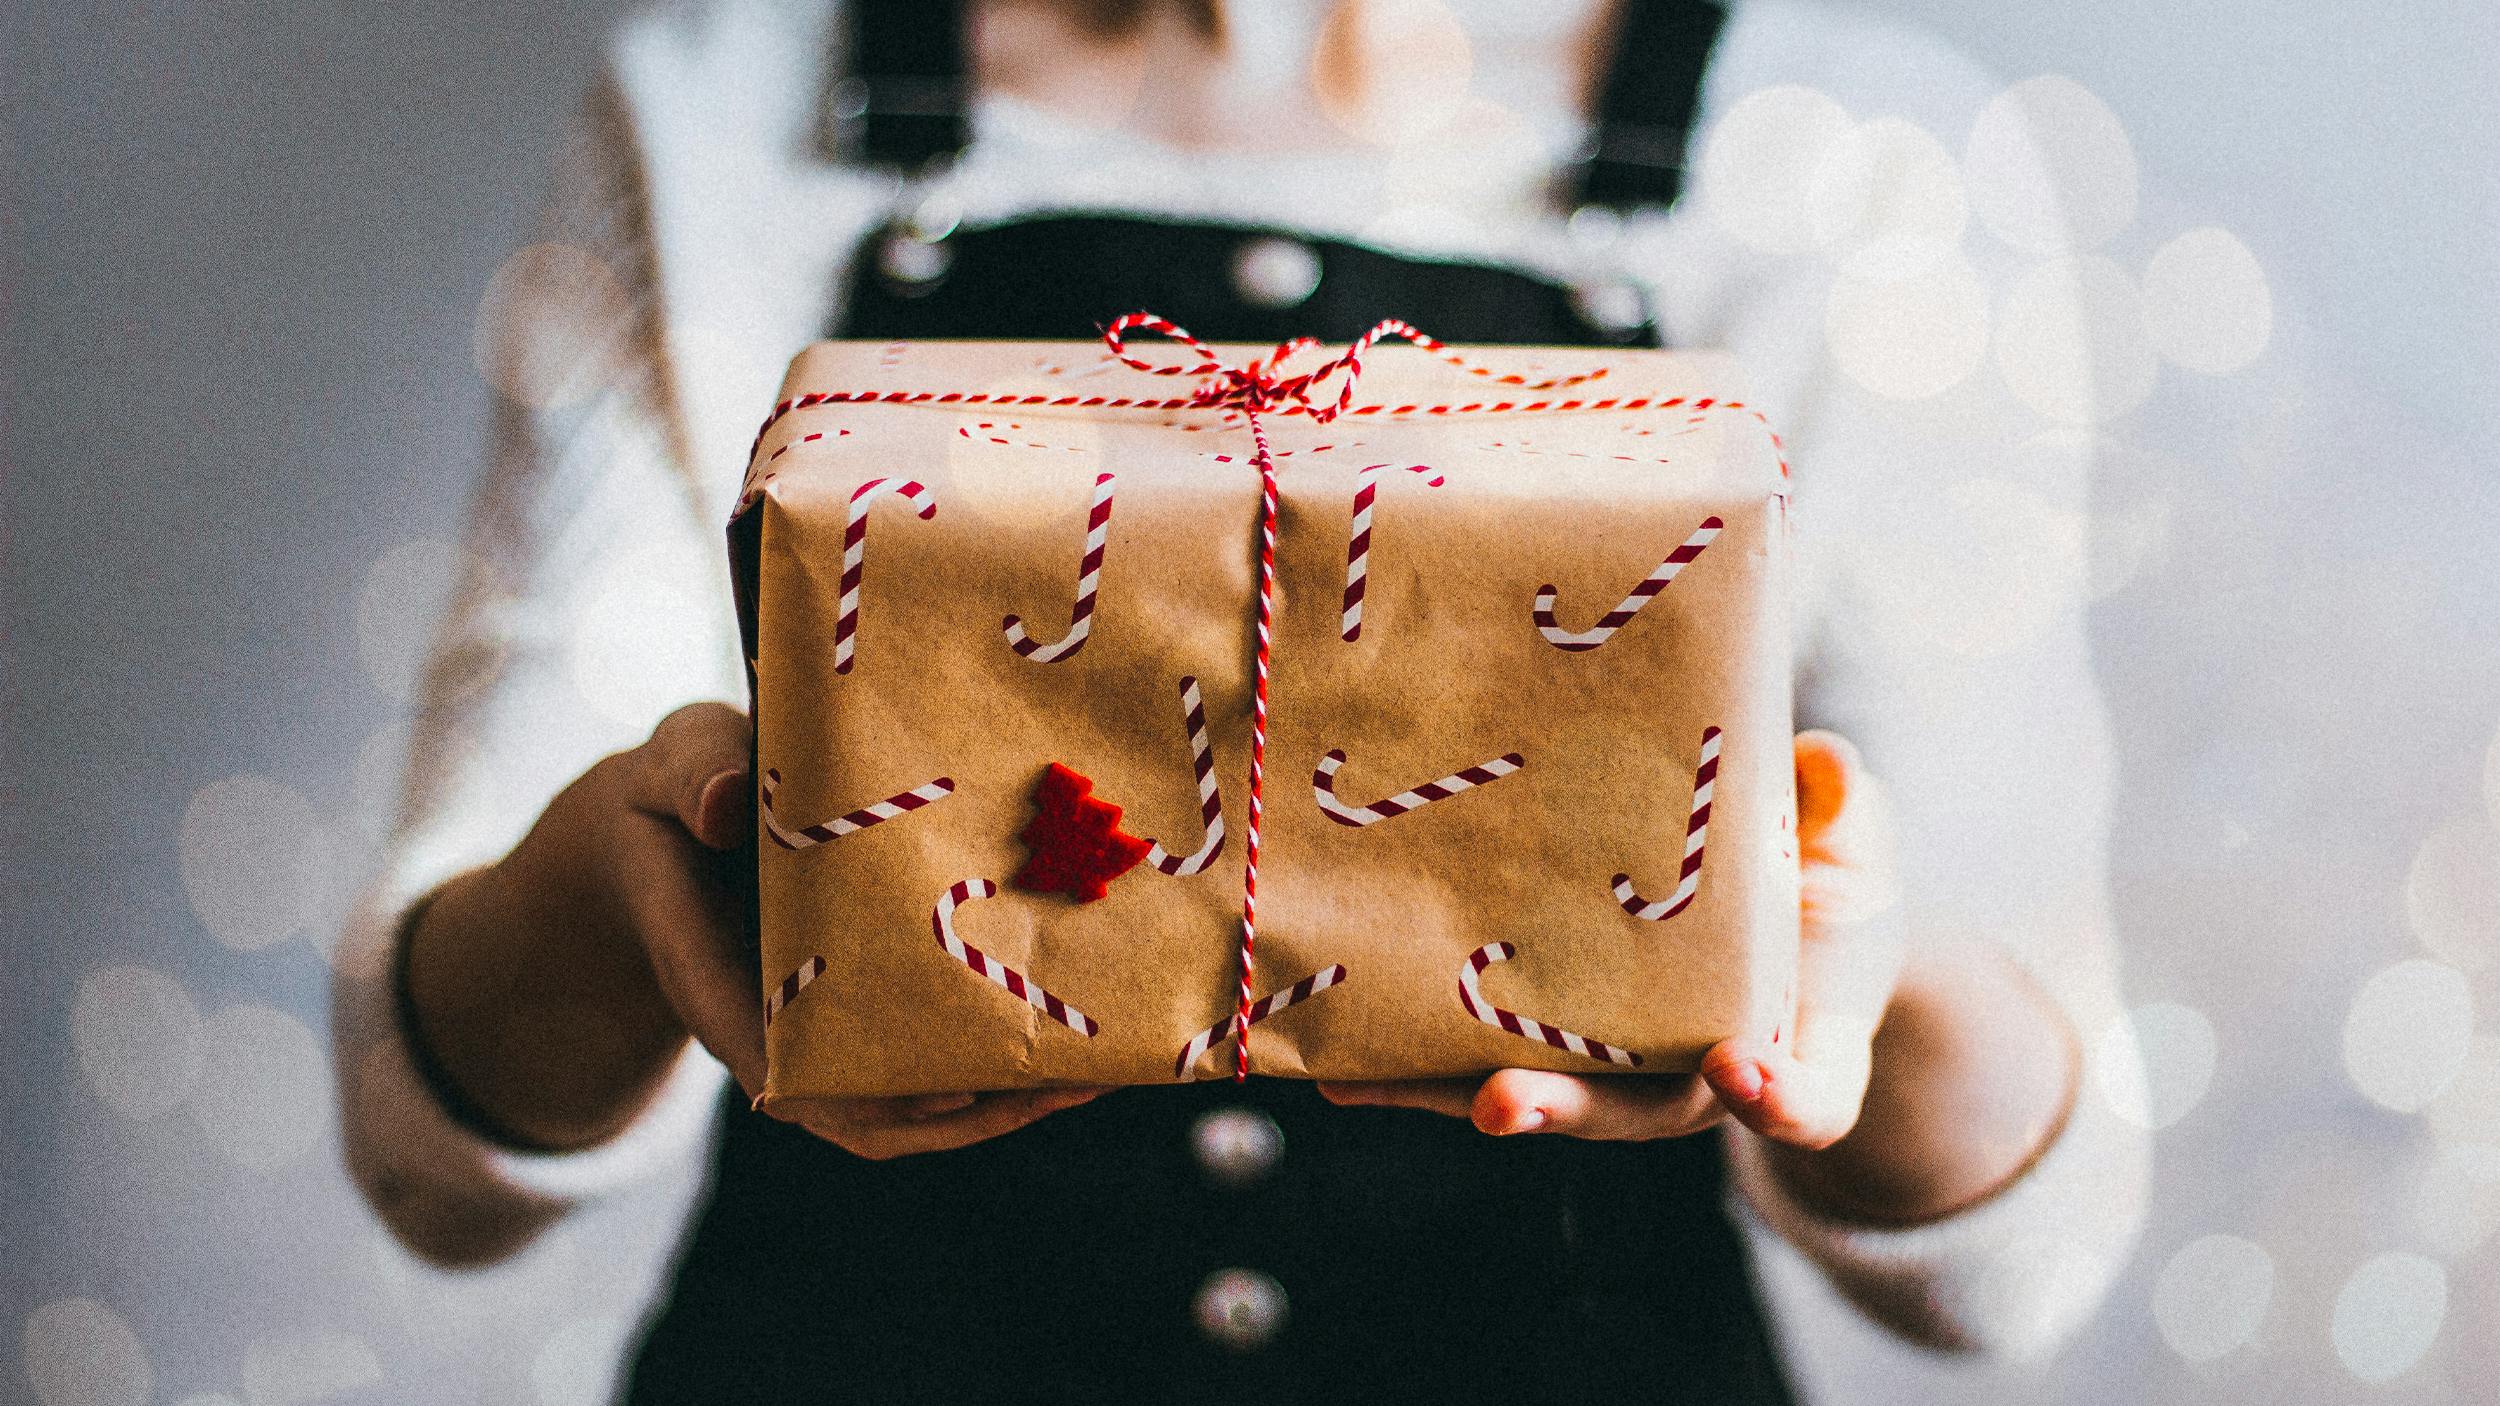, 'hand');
1319,730,1904,1150
405,701,1106,1160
